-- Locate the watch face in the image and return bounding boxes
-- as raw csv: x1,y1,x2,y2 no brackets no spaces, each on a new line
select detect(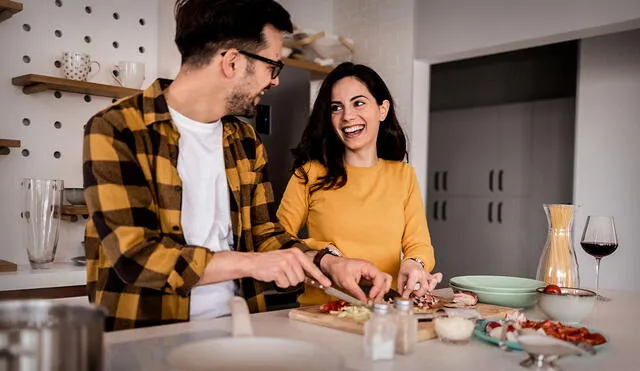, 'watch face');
327,248,342,257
